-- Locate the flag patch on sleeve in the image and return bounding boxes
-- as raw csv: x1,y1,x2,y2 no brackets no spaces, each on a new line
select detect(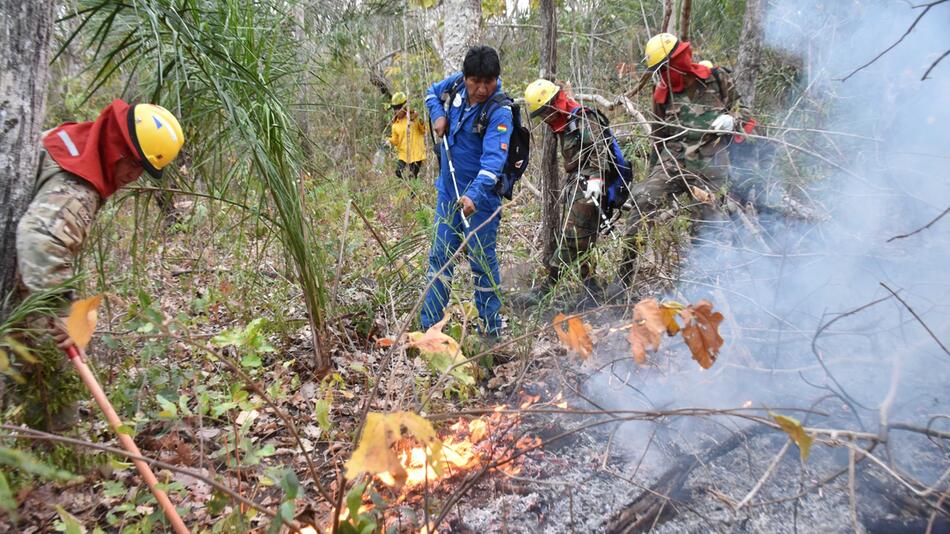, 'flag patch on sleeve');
497,124,508,133
501,142,508,151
